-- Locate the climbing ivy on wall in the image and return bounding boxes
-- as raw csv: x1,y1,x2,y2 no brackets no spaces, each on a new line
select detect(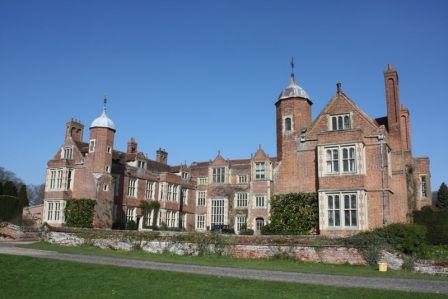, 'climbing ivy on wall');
65,199,96,228
262,192,318,235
